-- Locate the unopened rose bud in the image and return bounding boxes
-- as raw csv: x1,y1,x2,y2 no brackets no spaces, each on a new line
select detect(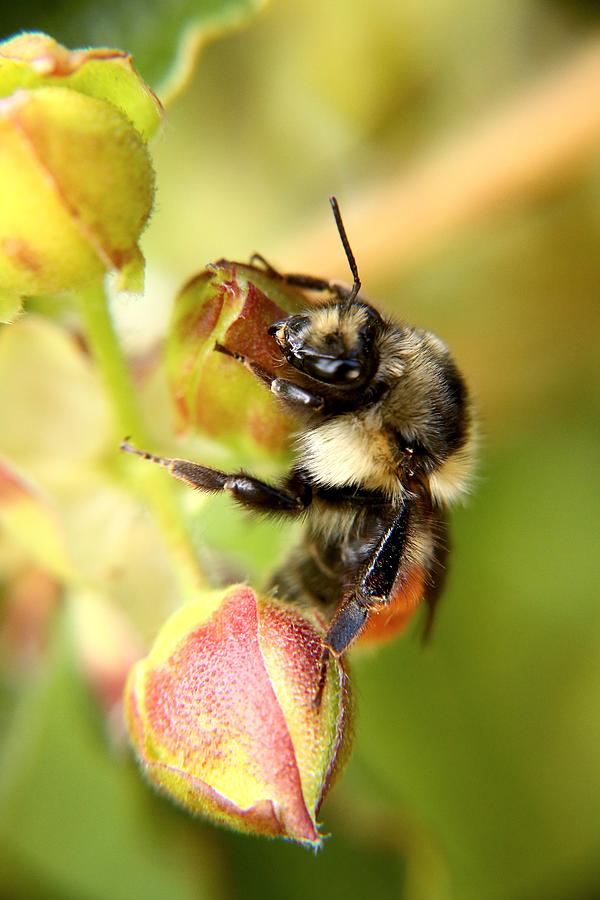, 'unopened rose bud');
0,32,162,317
125,585,351,846
166,262,306,457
